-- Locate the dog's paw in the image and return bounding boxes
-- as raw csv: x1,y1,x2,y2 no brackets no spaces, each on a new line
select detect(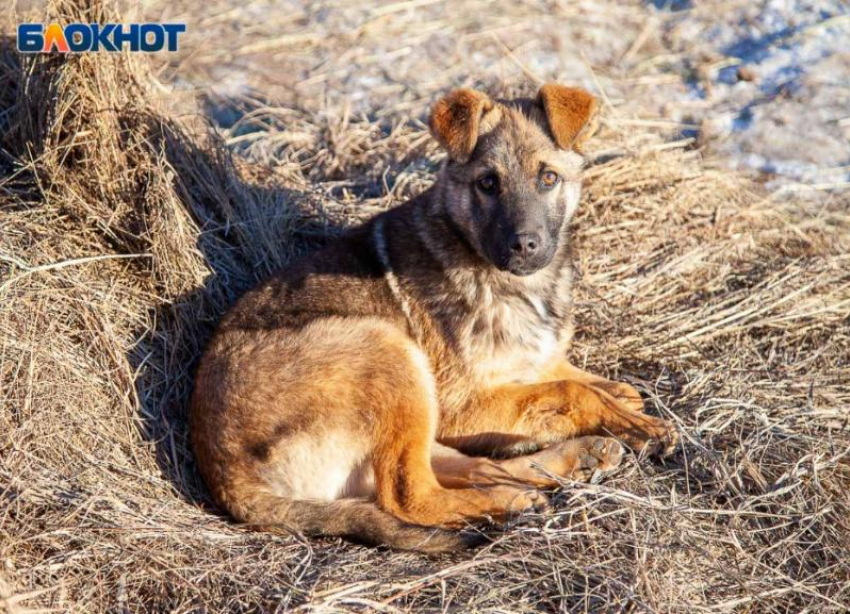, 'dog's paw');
541,436,624,482
618,414,679,457
486,485,551,518
591,380,645,413
570,436,624,481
